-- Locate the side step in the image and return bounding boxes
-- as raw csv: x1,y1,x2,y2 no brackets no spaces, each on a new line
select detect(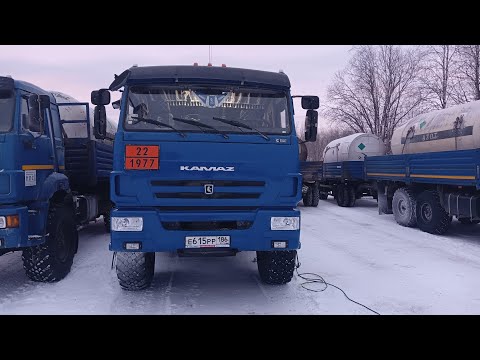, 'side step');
177,248,238,257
